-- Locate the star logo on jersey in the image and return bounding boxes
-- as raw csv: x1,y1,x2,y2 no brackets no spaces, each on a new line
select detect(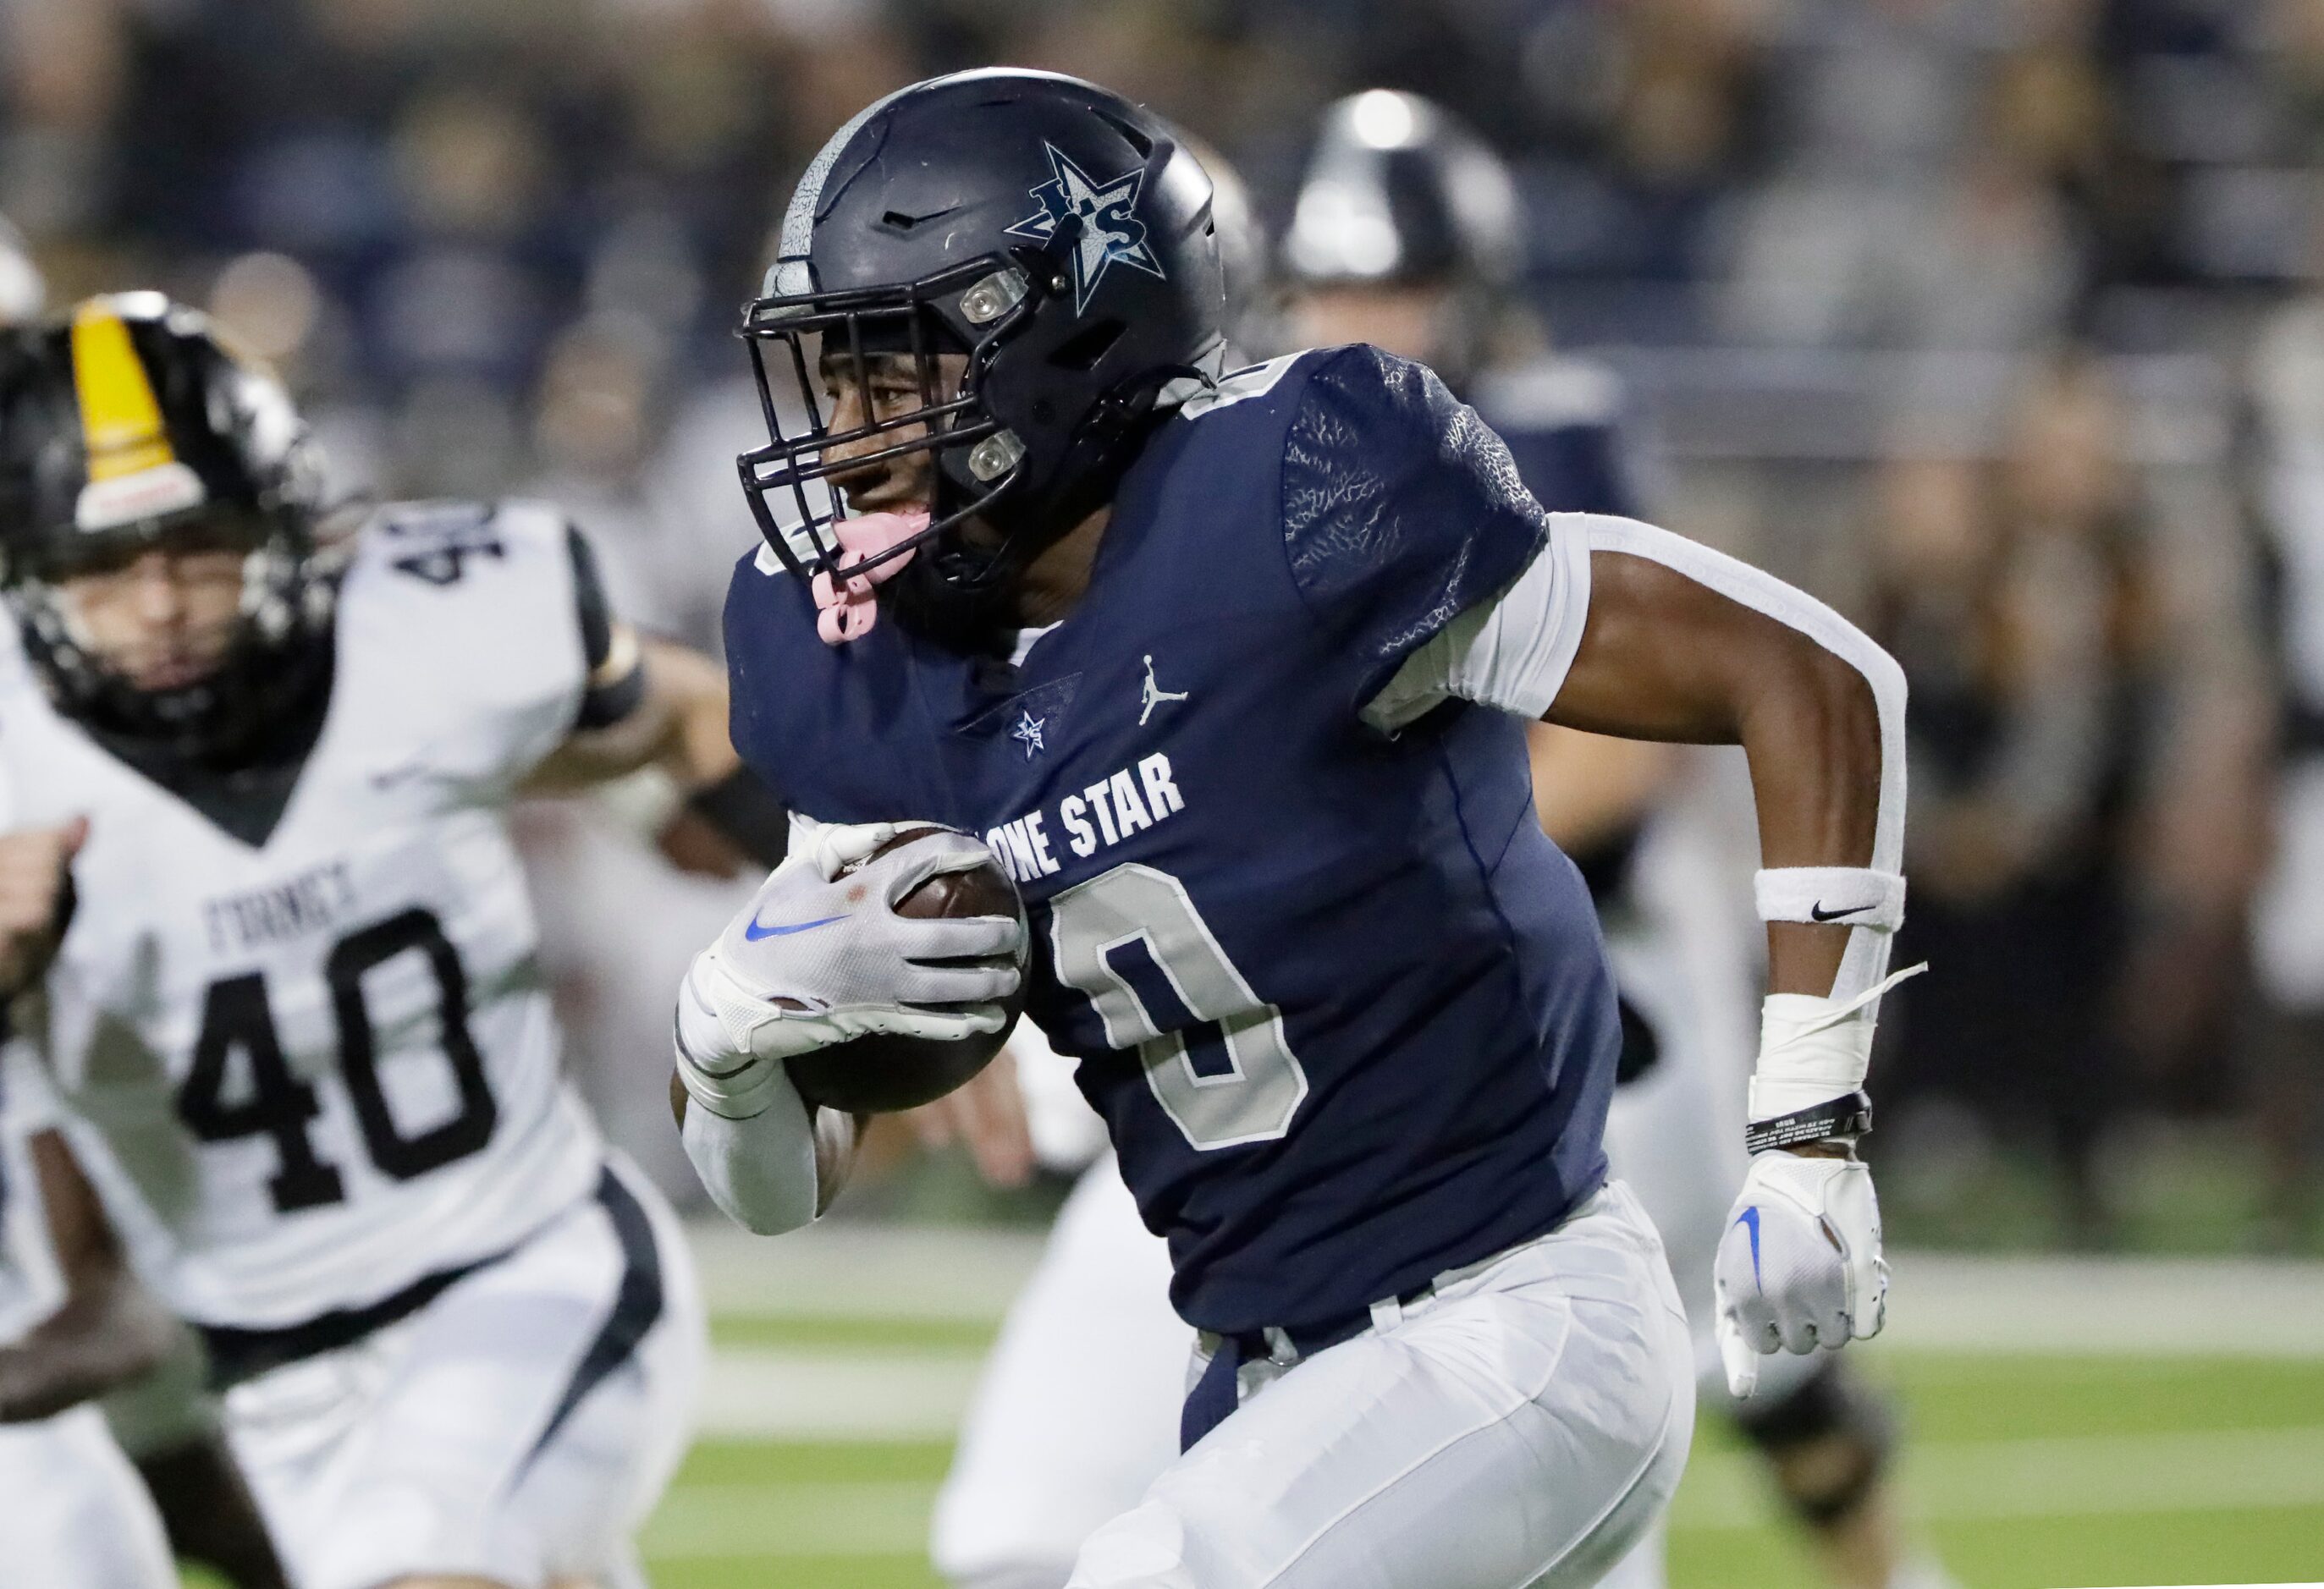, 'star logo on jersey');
1011,711,1047,760
1138,654,1188,727
1005,144,1165,316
